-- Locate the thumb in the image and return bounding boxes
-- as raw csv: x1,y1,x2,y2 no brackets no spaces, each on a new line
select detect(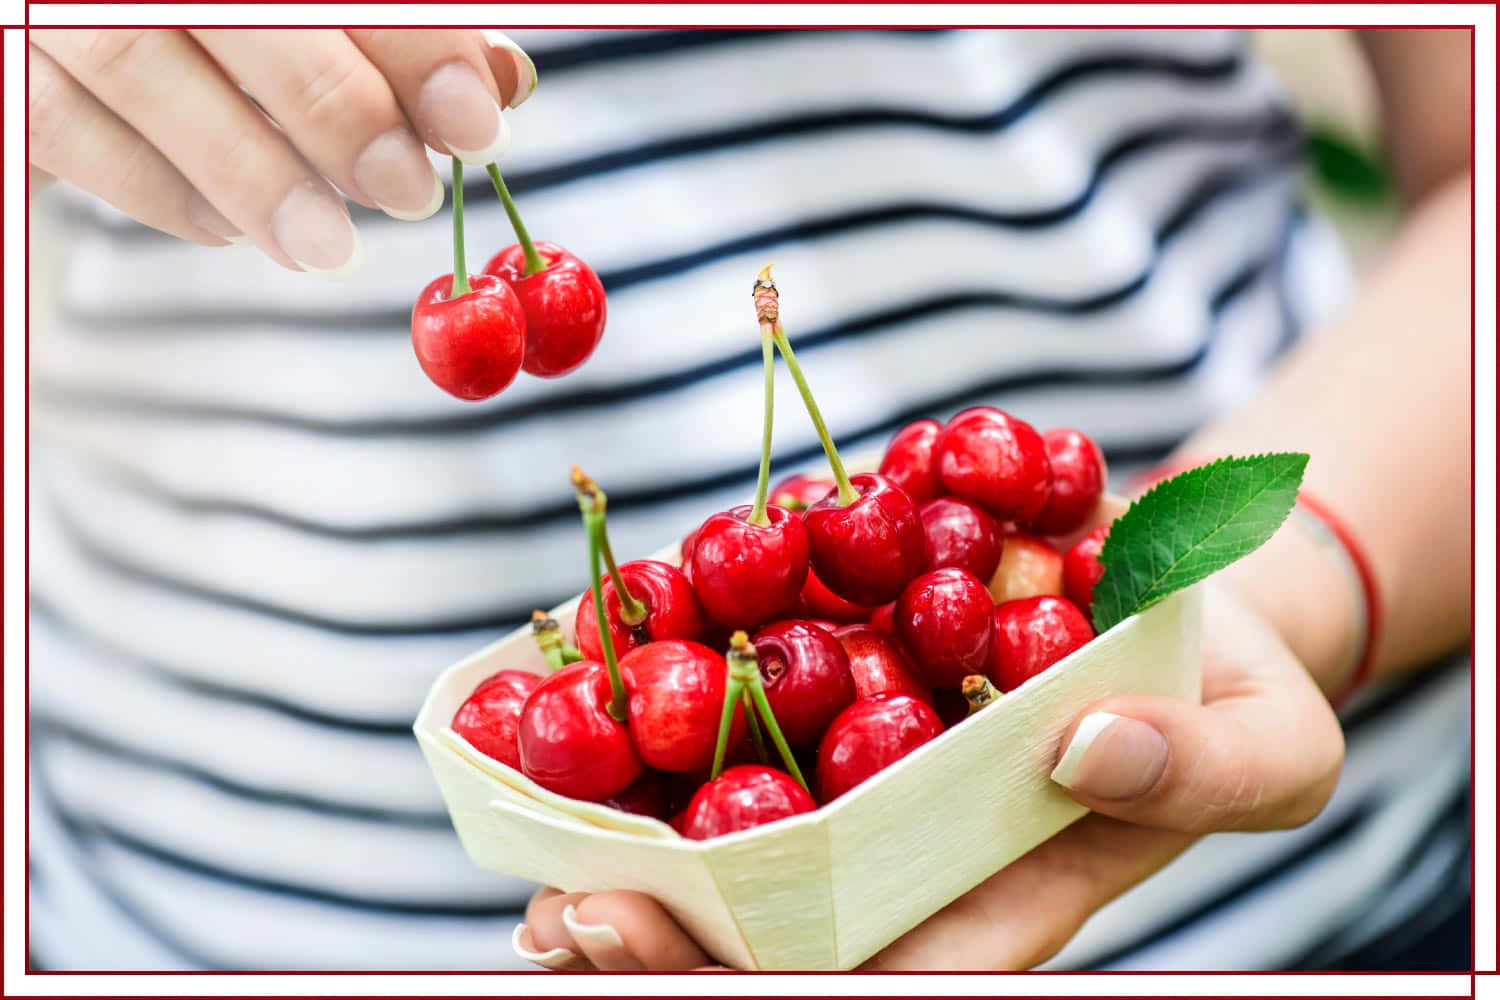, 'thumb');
1048,585,1345,834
